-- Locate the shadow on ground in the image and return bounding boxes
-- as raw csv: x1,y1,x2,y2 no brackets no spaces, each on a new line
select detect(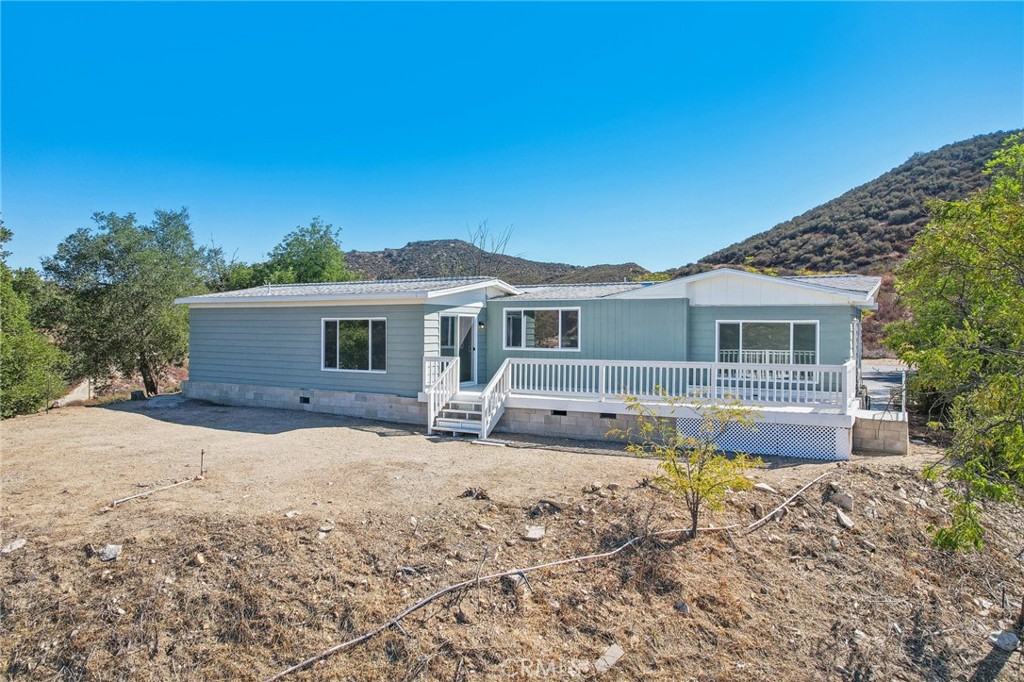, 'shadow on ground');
97,399,426,437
